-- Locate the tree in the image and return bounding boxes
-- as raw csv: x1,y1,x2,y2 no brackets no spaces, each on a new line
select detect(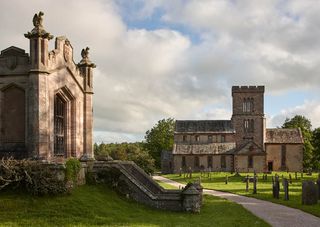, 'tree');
282,115,314,169
144,118,175,168
312,128,320,170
